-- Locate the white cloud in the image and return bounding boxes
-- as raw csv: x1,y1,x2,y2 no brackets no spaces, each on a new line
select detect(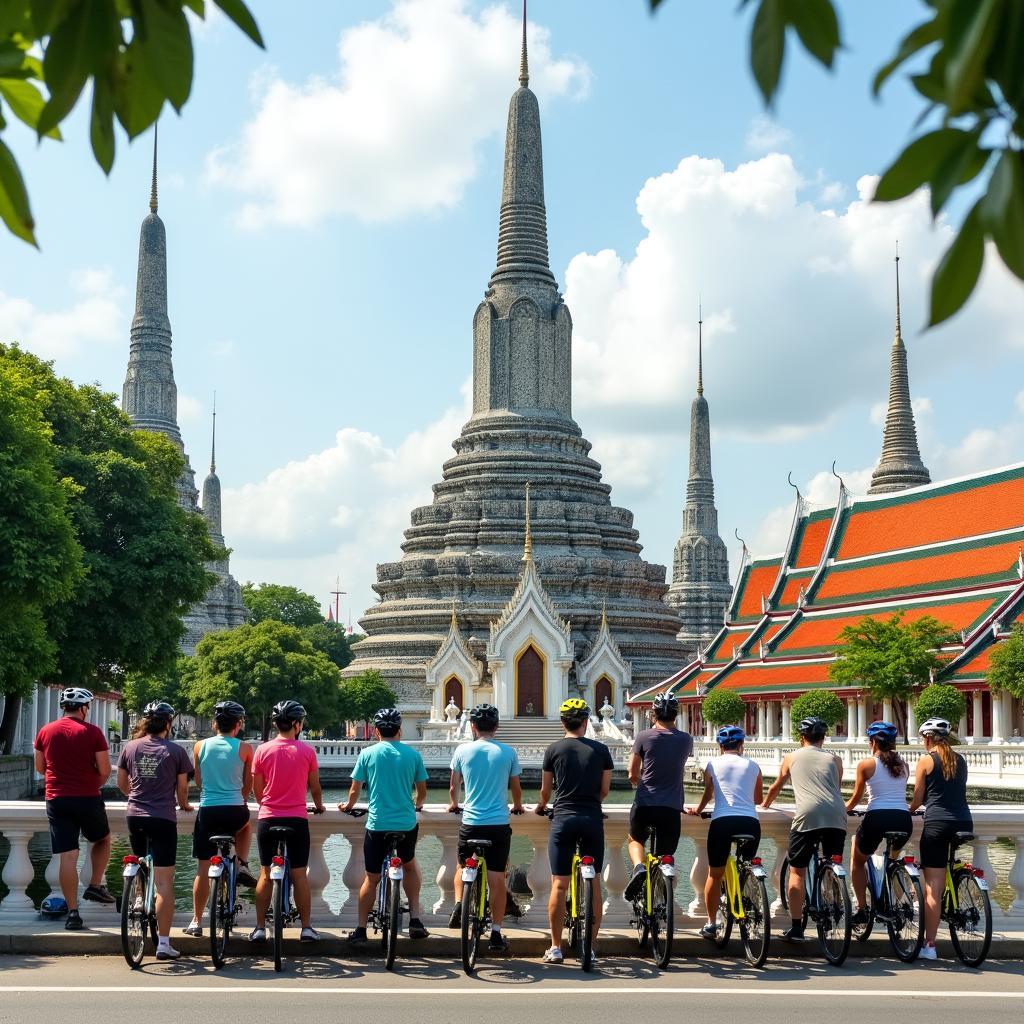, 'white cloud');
177,394,204,425
206,0,589,227
745,115,793,153
0,269,126,361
